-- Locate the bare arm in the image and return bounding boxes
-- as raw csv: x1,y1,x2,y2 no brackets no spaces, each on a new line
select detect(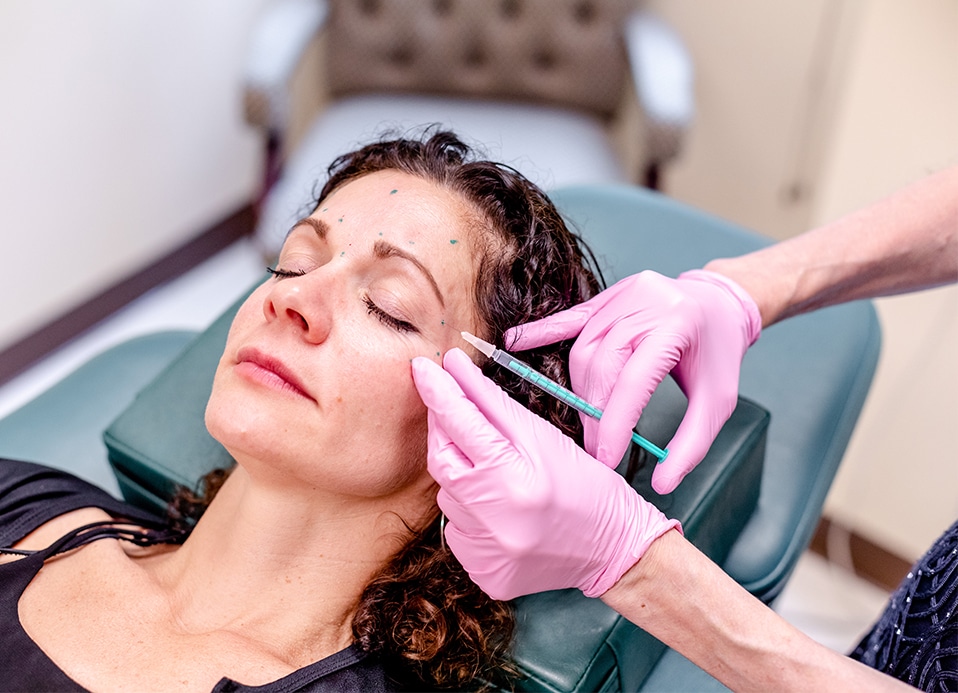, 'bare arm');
705,166,958,327
601,531,915,693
